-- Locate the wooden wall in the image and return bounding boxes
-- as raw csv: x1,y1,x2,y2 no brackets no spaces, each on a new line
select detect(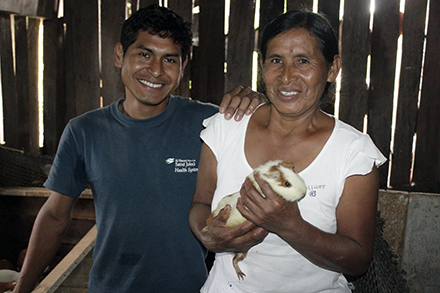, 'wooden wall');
0,0,439,193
